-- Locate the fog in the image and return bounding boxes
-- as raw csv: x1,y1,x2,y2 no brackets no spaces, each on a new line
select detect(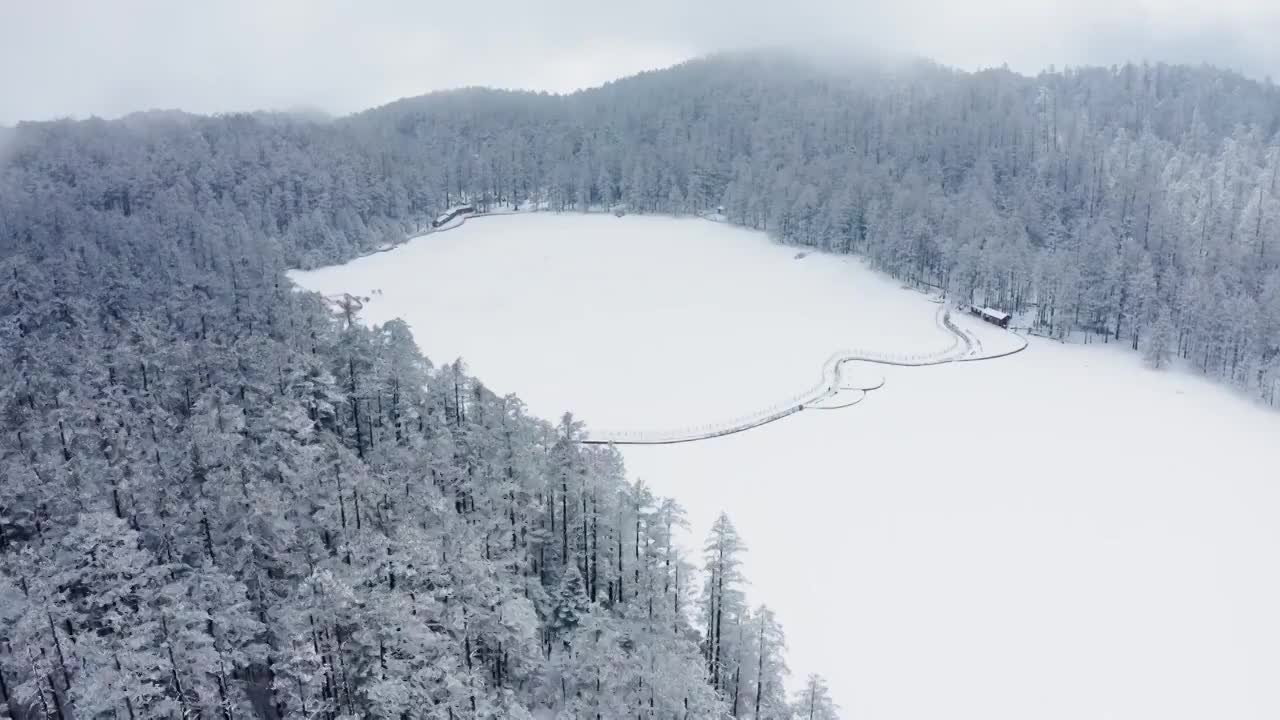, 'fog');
1,0,1278,124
